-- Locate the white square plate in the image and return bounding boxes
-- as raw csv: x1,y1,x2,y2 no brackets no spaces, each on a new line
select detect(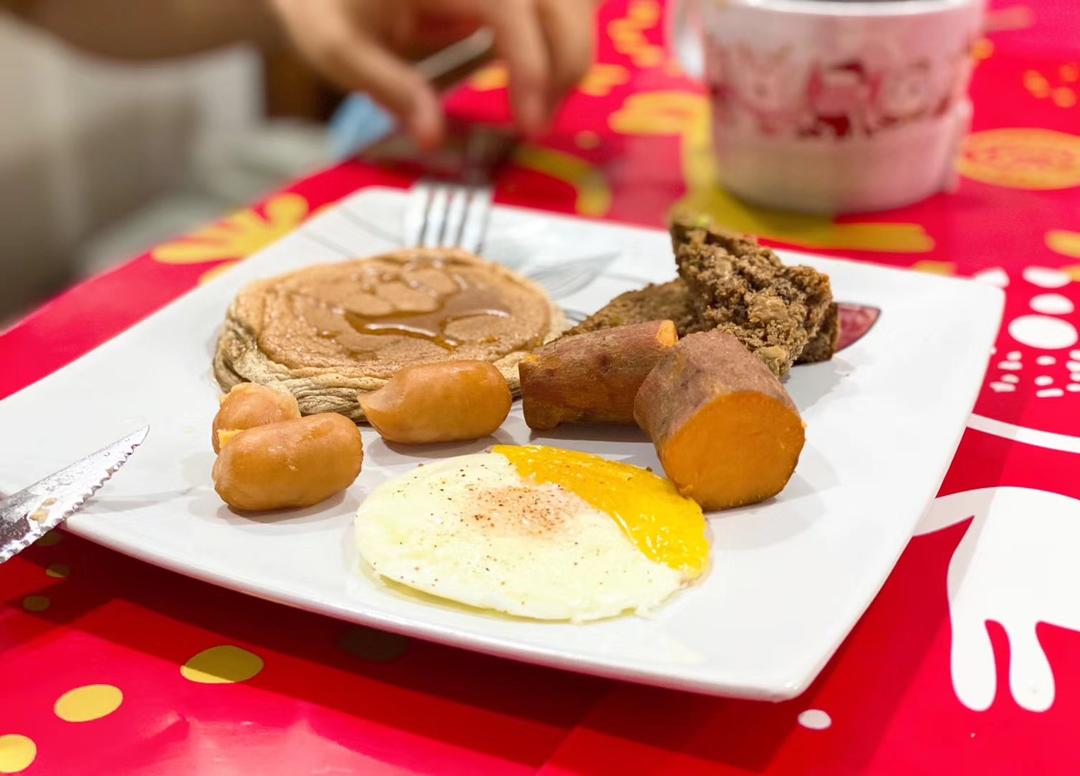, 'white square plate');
0,188,1003,700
